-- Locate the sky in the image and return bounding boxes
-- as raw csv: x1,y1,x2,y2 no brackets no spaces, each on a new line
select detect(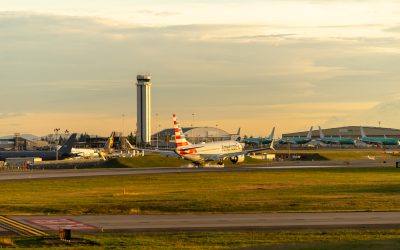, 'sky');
1,0,400,137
